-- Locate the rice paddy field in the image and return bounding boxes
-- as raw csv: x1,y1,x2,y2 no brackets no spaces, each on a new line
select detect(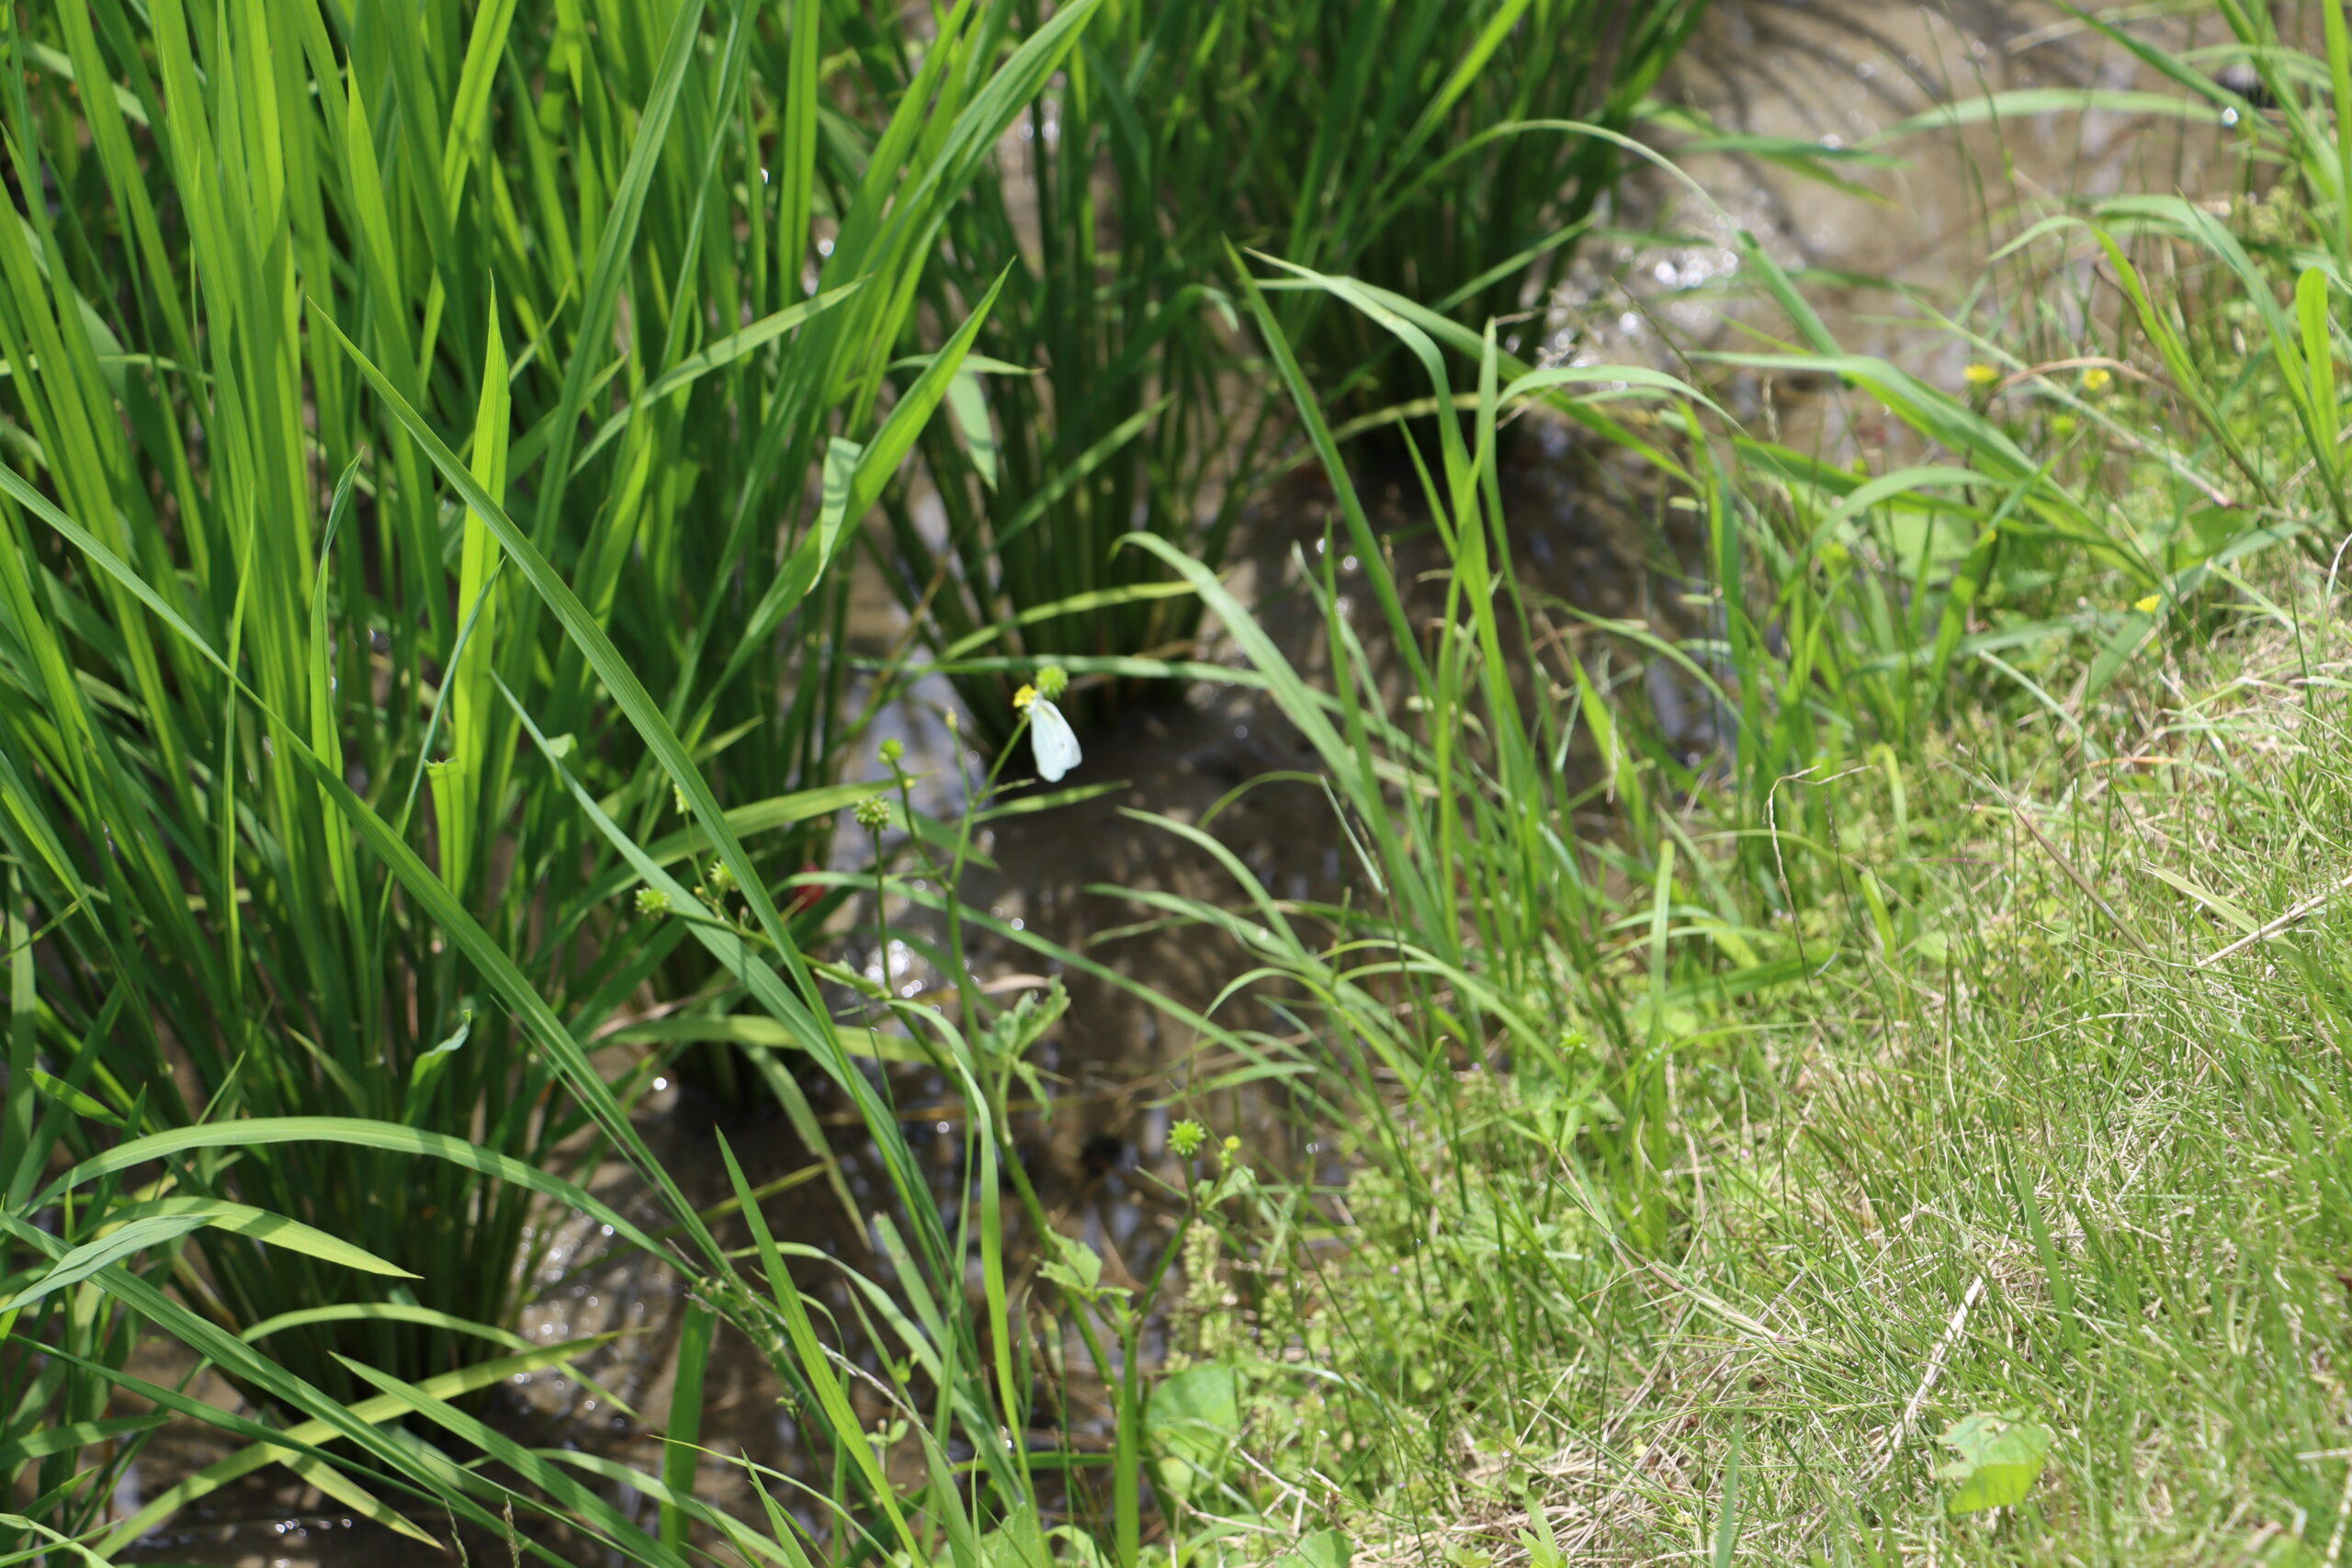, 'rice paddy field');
8,0,2352,1563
